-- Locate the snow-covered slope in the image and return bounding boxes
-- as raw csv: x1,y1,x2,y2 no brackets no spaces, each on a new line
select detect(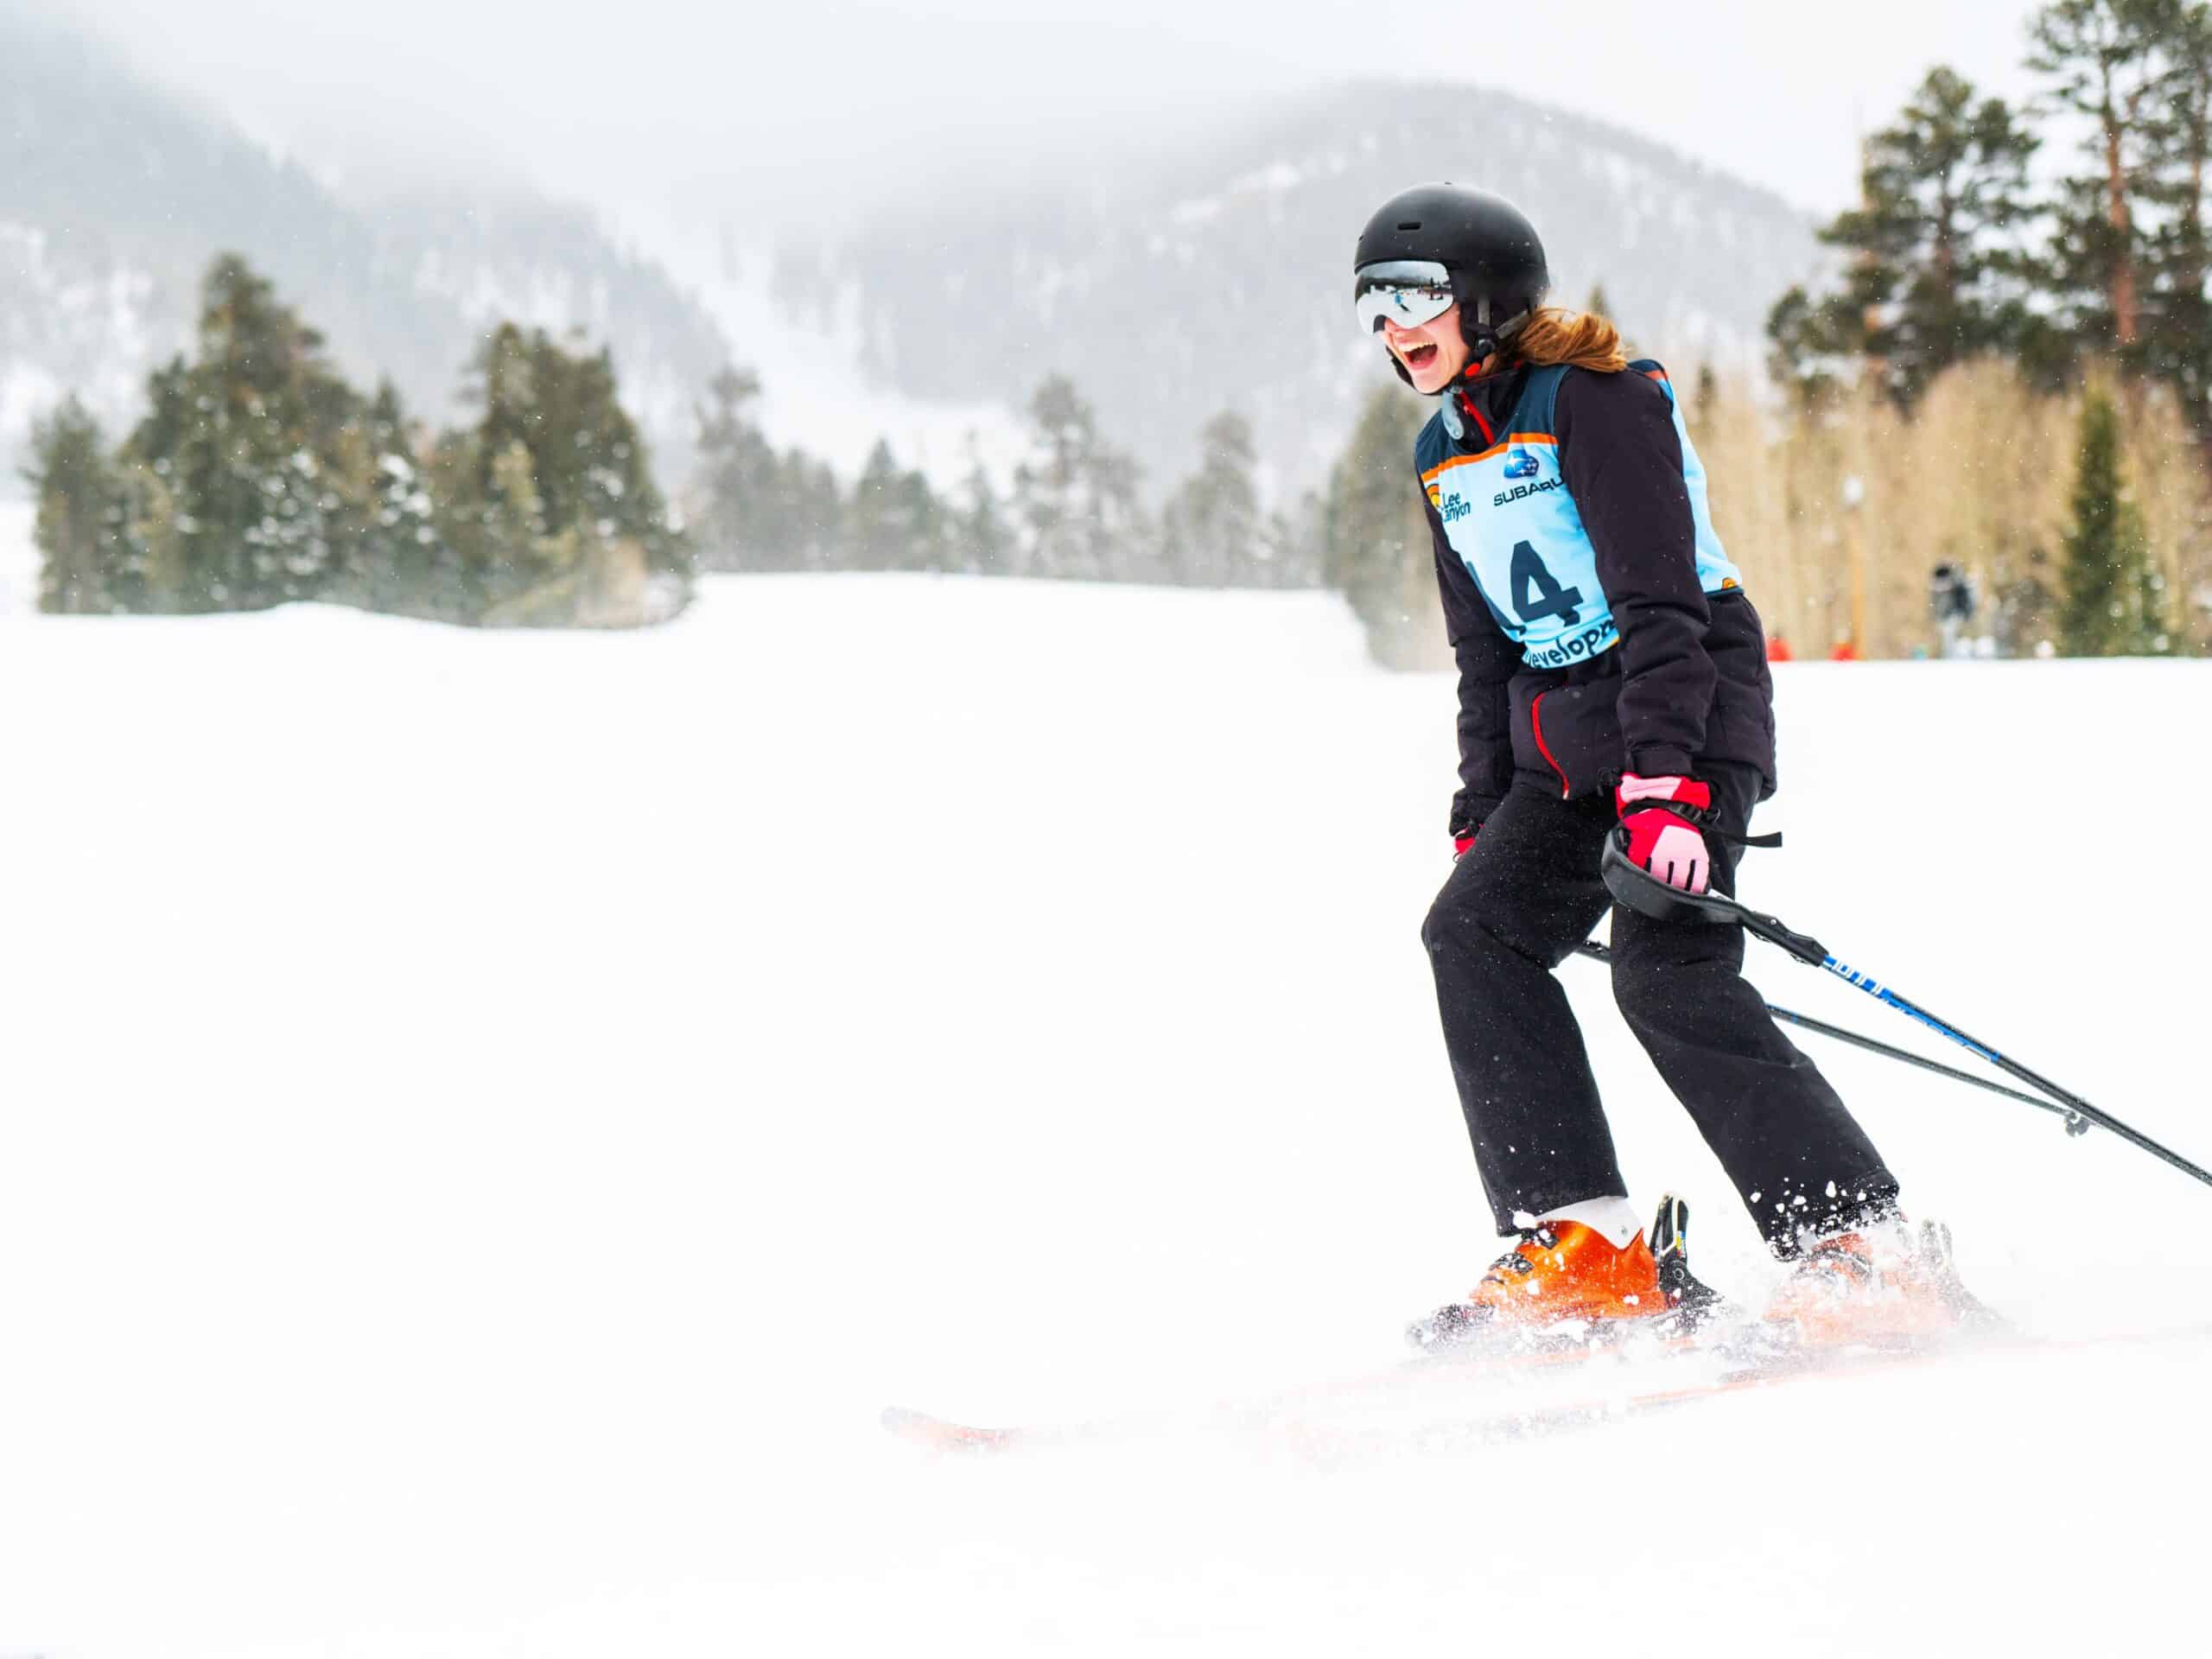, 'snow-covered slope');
1,577,2206,1656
